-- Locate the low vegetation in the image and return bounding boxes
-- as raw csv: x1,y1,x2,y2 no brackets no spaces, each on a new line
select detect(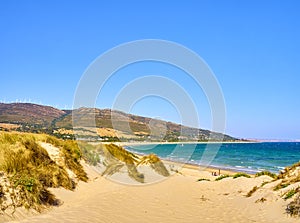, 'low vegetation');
197,178,210,182
287,194,300,217
232,173,251,179
0,132,88,212
274,183,290,191
138,154,170,177
246,186,258,197
284,188,298,200
215,175,231,181
255,171,277,179
42,135,88,182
